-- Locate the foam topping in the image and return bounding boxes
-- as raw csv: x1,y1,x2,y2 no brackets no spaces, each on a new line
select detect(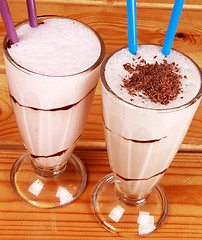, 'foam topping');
7,18,101,76
105,45,201,109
